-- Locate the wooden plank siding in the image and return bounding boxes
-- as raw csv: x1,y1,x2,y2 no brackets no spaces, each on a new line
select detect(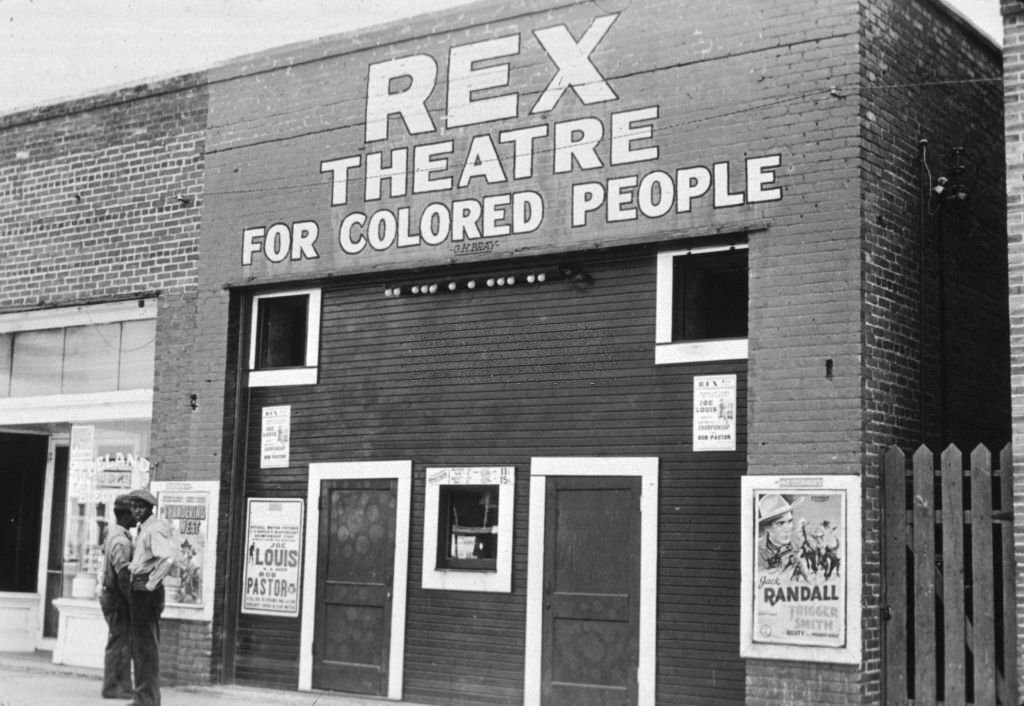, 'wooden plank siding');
230,246,748,705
